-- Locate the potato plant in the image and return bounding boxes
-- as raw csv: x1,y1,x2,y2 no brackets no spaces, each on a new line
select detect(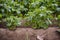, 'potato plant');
0,0,22,29
0,0,60,29
24,0,59,29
